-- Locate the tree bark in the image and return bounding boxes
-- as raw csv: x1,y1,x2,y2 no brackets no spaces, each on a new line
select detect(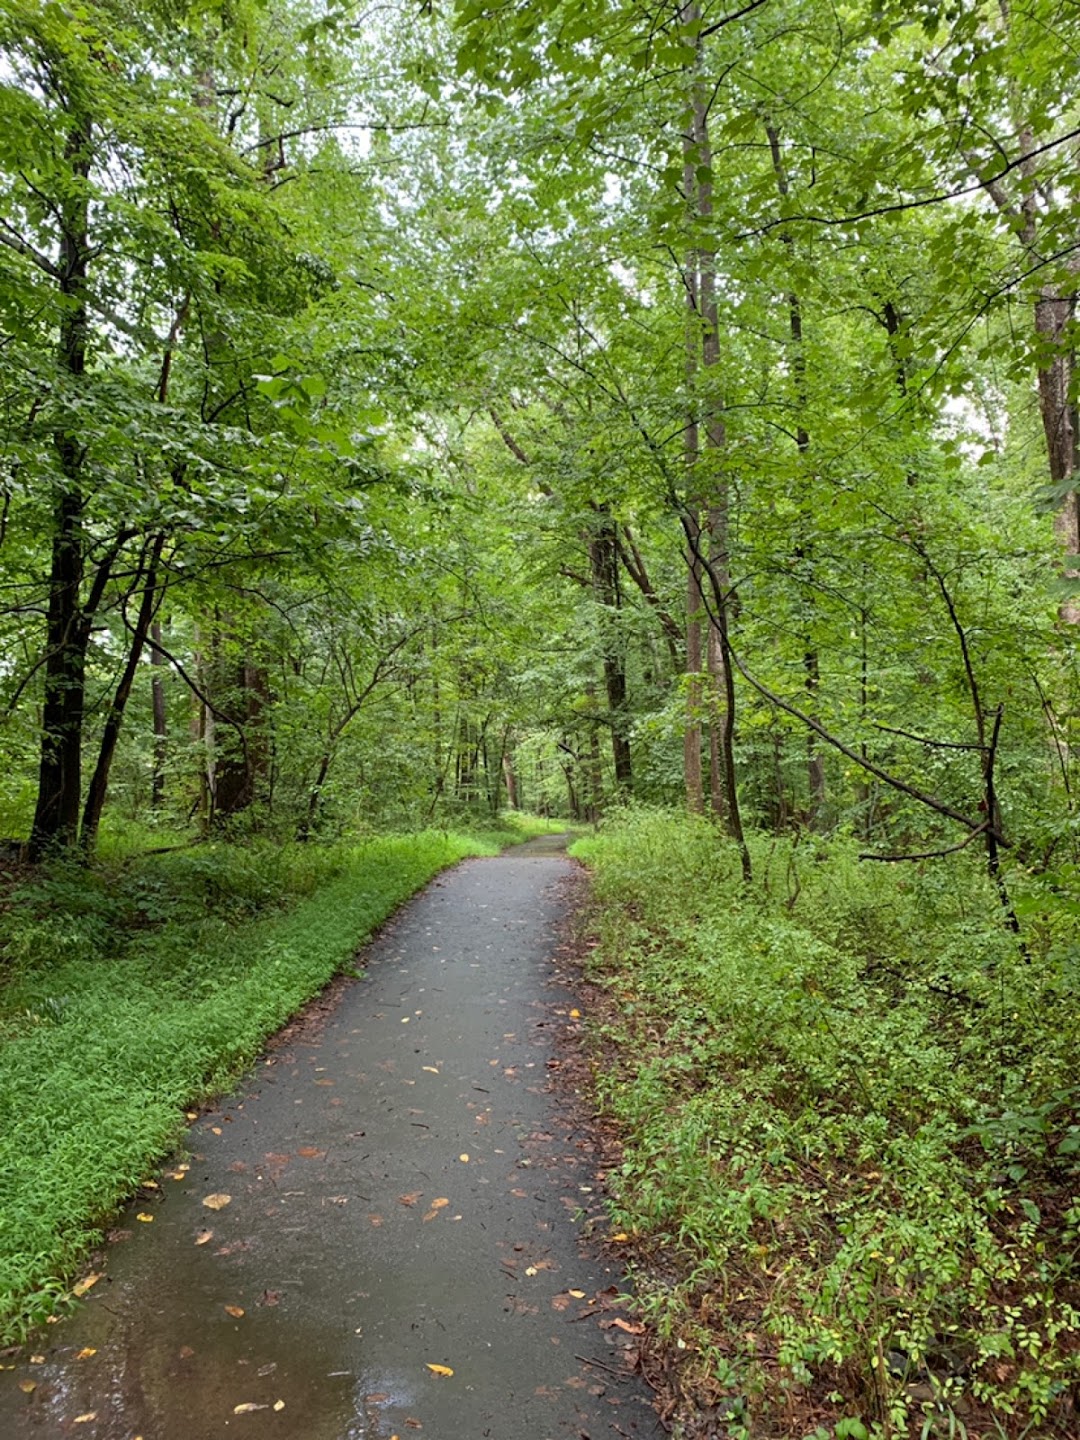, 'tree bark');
80,533,166,850
150,621,168,809
29,120,93,860
589,506,632,791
